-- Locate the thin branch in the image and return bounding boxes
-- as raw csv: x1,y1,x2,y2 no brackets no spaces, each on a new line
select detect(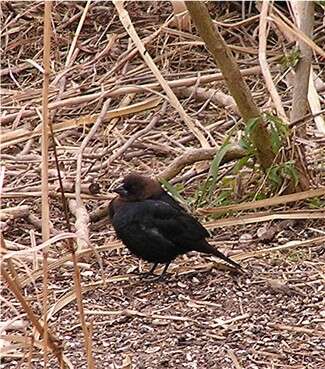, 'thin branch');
75,98,111,220
158,145,245,181
290,1,314,124
0,66,263,126
258,1,287,122
270,8,325,59
113,0,210,148
65,0,91,68
91,102,168,174
185,1,275,171
41,1,52,365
